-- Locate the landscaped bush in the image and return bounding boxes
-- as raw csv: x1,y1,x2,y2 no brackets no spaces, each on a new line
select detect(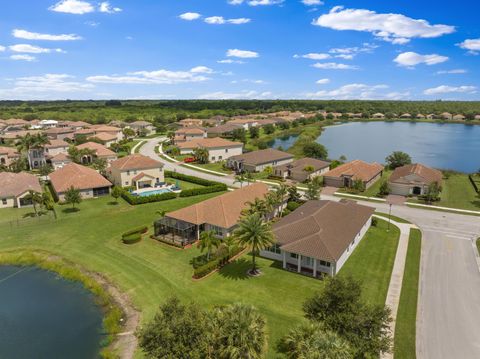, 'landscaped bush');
192,245,244,278
165,171,223,187
287,201,302,212
122,226,148,237
121,189,177,205
122,233,142,244
179,184,227,197
193,260,220,279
